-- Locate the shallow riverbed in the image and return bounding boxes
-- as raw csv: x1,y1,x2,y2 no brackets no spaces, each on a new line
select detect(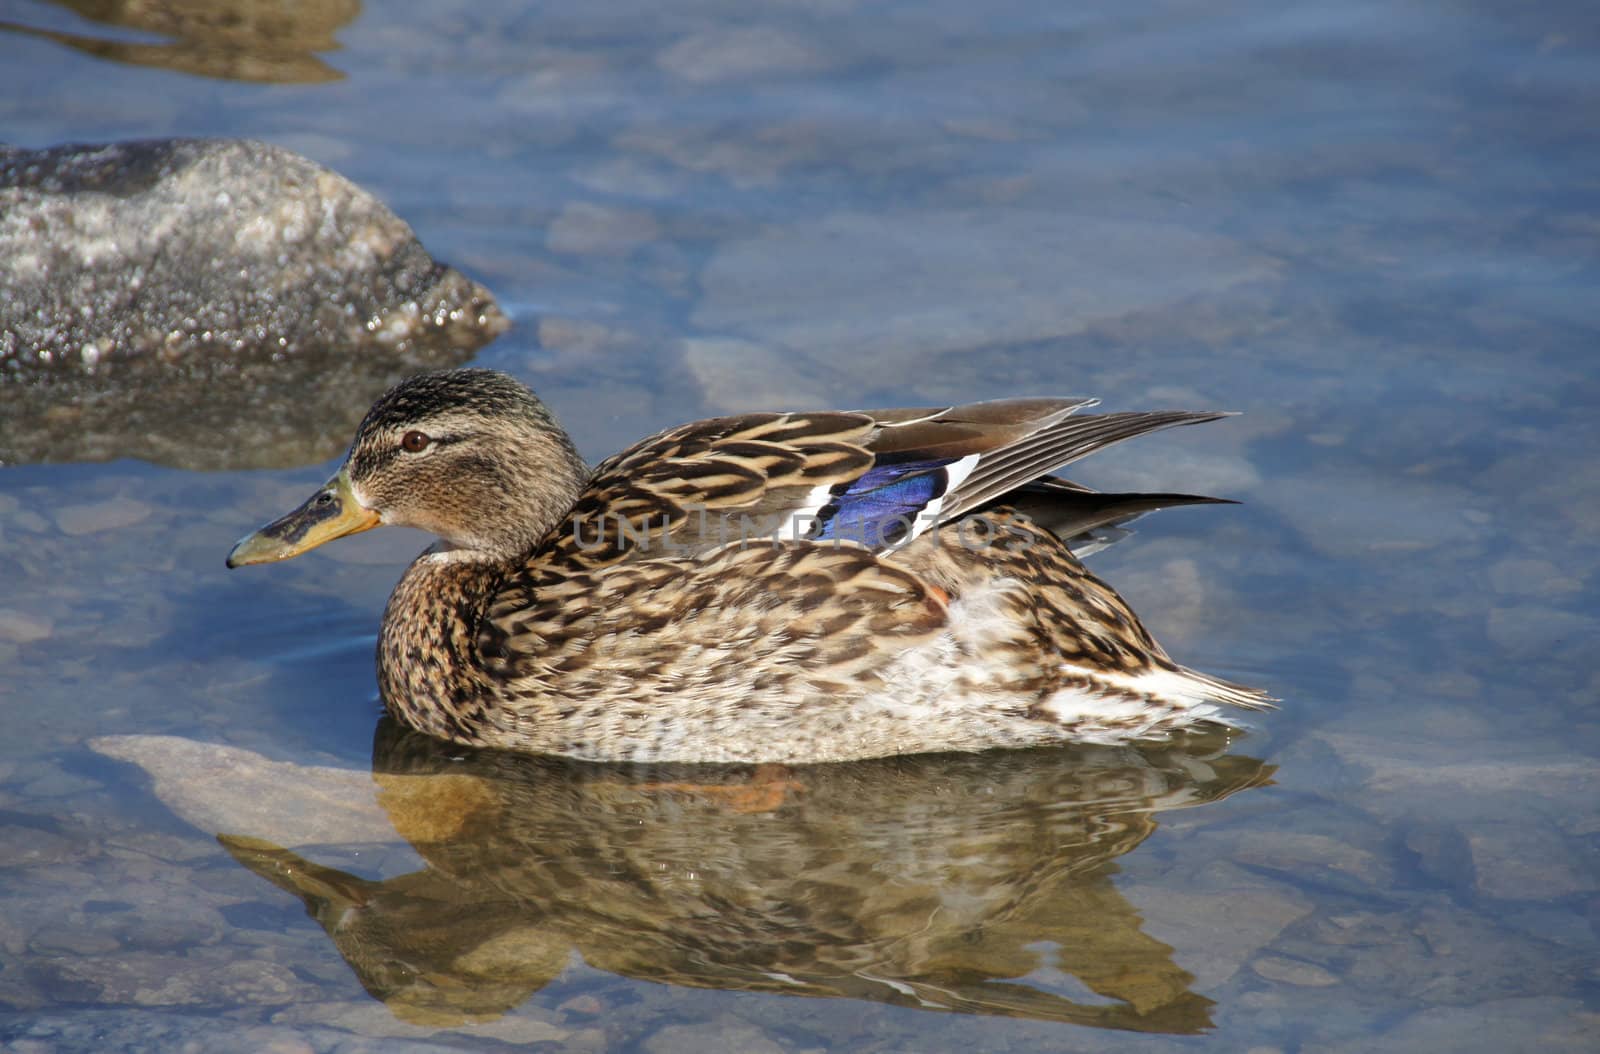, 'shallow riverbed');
1,1,1596,1051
